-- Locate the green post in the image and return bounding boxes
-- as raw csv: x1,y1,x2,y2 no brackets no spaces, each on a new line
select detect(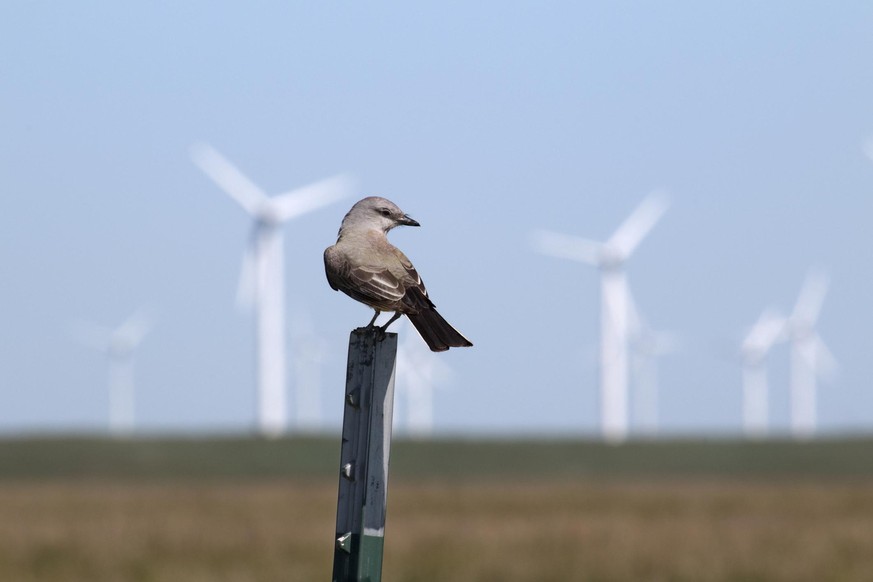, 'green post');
332,327,397,582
